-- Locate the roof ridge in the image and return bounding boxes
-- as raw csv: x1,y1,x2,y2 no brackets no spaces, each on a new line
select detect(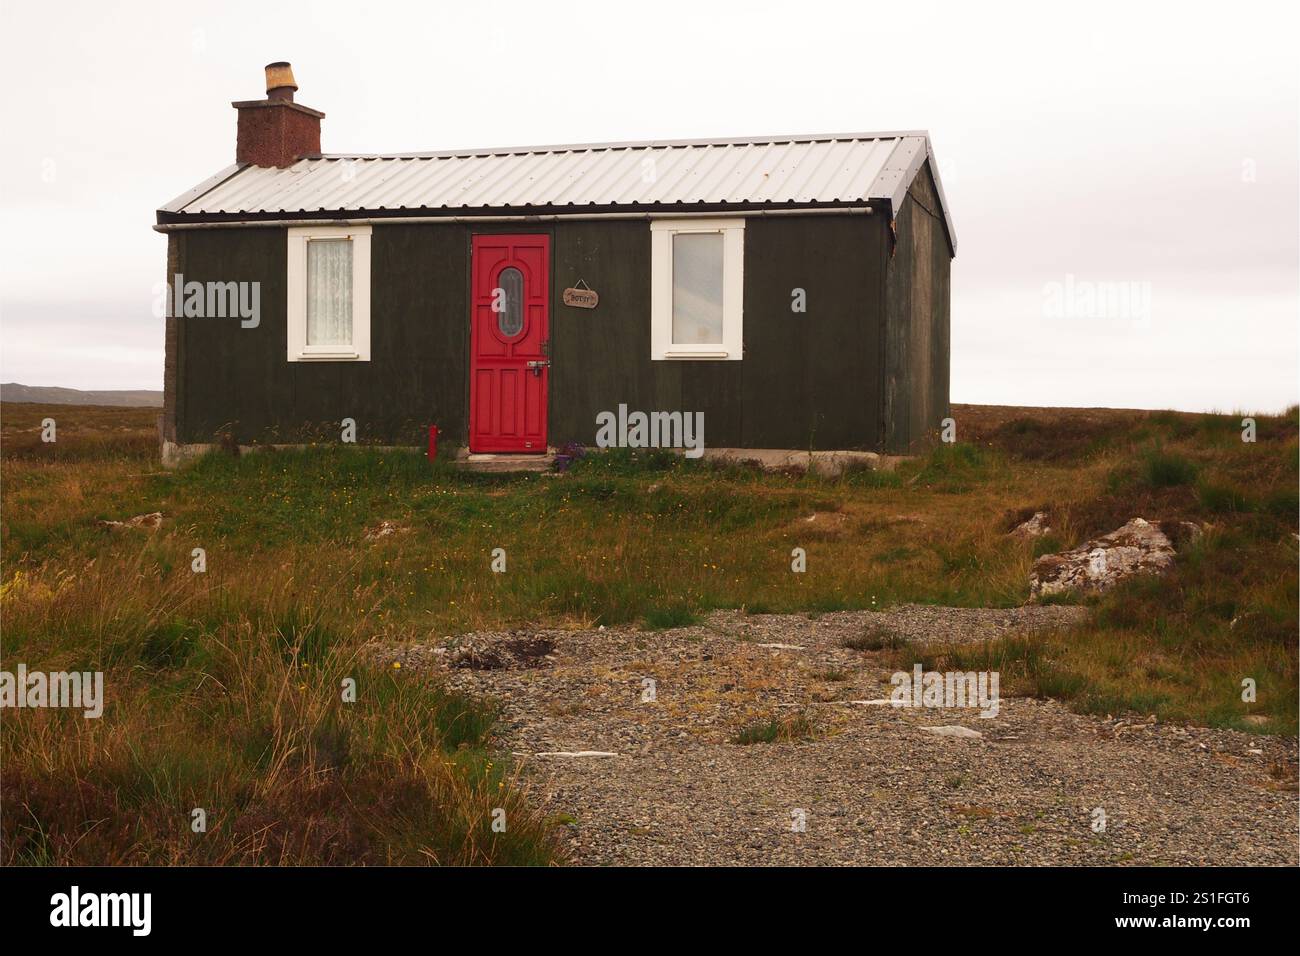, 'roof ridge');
315,130,931,161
